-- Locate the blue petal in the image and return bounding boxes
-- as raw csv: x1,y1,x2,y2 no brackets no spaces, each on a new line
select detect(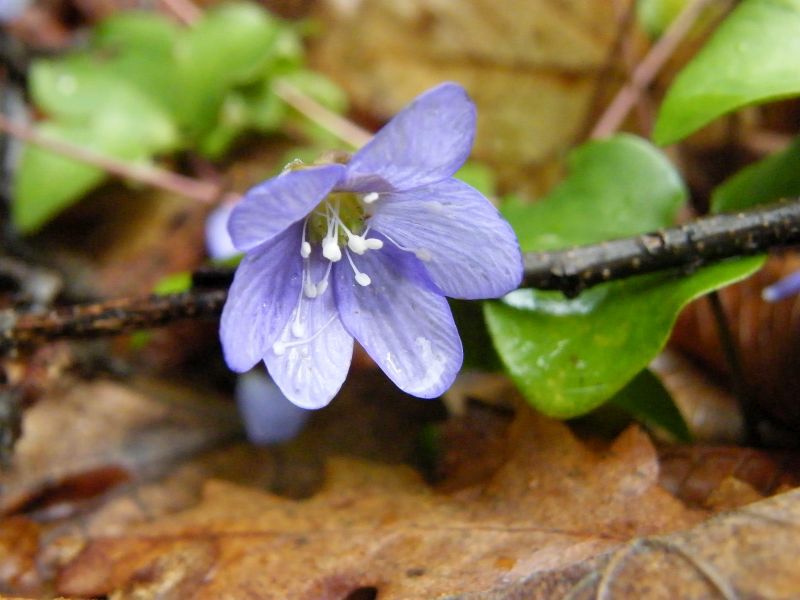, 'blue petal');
220,223,303,372
229,163,346,252
334,245,463,398
236,369,310,445
264,250,354,409
368,178,523,299
763,269,800,302
344,83,476,192
205,200,239,260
